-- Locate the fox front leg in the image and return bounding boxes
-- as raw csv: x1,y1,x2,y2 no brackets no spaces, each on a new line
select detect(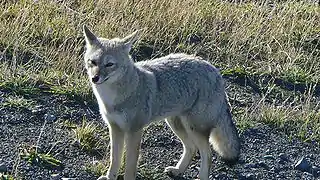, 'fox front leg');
123,130,142,180
98,123,125,180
